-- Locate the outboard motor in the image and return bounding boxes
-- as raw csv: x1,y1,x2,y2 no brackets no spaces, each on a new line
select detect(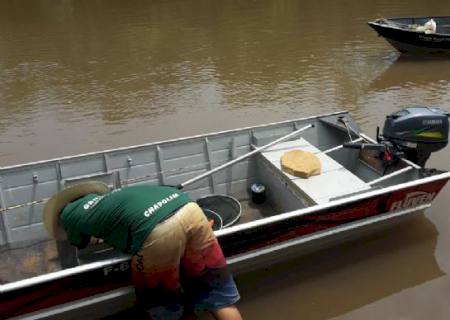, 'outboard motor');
342,106,449,169
379,107,449,166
